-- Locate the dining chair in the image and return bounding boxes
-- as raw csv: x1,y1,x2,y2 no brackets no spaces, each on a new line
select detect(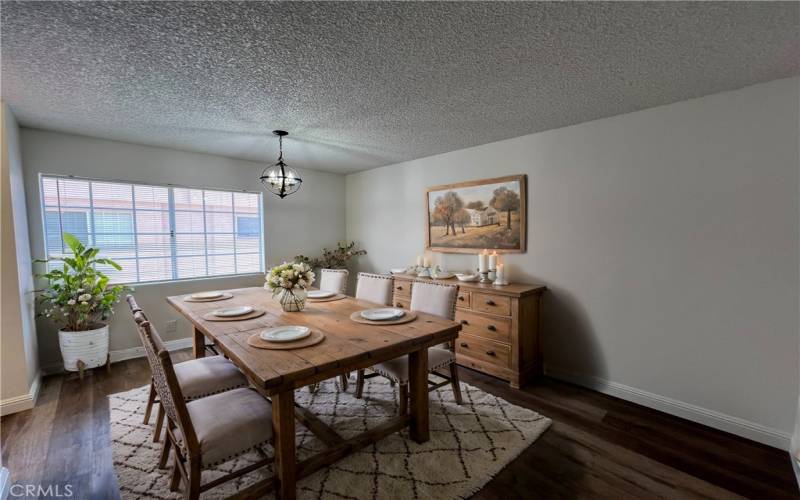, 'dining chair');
126,295,249,444
319,268,349,294
354,280,463,410
136,318,274,499
354,272,394,305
